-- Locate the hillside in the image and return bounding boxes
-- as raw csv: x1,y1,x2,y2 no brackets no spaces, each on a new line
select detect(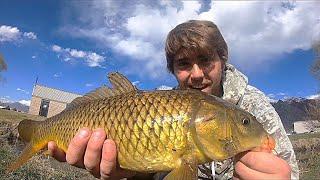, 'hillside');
272,98,320,133
0,102,29,112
